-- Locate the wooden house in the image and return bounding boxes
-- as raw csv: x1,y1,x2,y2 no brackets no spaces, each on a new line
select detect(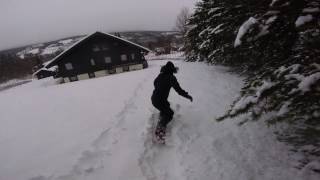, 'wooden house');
39,31,150,83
